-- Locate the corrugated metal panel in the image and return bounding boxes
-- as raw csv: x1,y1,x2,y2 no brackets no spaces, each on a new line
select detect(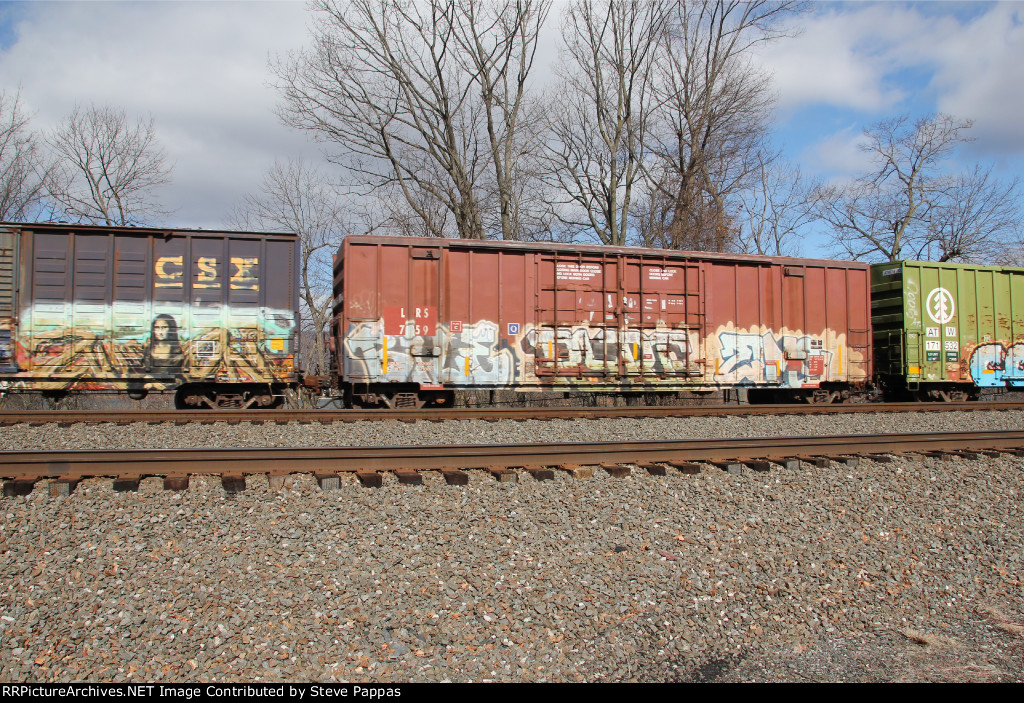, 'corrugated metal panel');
0,226,19,372
0,227,16,317
872,261,1024,389
1,223,301,391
